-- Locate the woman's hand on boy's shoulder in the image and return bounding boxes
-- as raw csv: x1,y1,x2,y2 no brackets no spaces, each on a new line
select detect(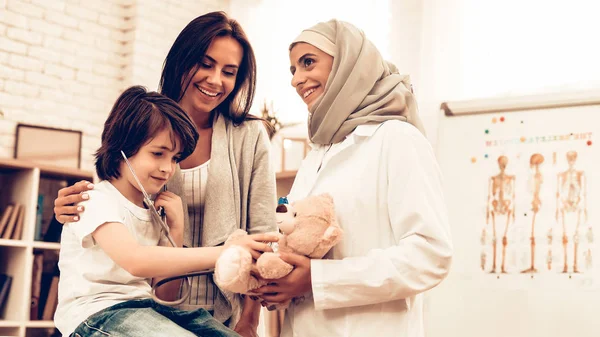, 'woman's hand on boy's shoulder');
54,180,95,224
154,191,184,233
